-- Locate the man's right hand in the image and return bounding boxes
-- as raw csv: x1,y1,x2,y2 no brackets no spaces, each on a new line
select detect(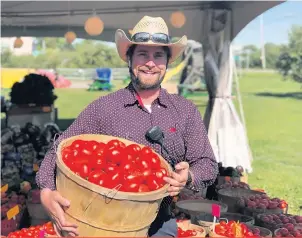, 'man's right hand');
41,188,79,236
